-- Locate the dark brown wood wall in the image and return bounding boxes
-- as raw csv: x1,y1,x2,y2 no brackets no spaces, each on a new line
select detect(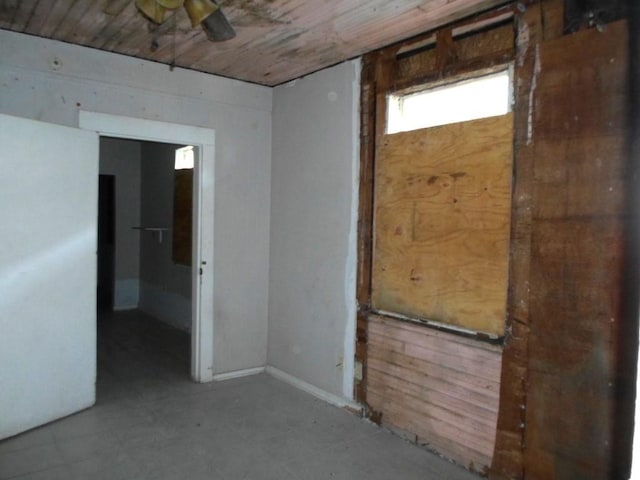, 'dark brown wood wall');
357,2,637,479
490,5,634,479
